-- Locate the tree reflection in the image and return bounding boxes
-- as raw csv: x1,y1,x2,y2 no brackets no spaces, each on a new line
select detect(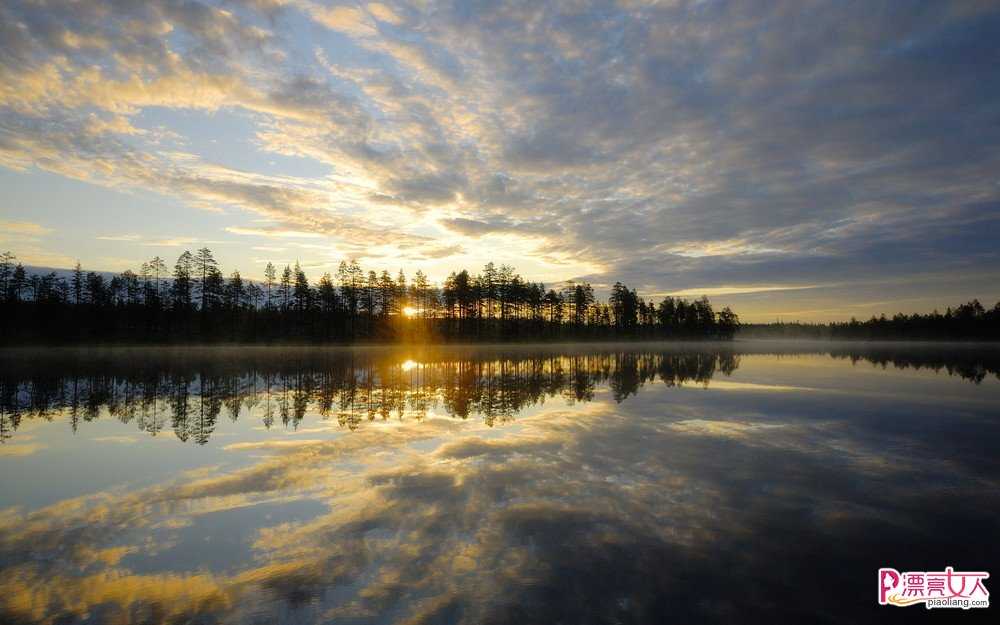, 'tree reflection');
0,349,744,443
0,345,996,444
